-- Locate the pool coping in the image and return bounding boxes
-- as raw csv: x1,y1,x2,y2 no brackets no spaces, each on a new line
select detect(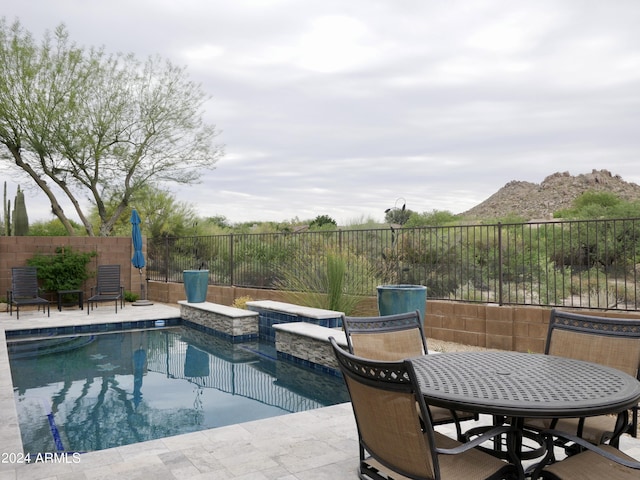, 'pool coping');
0,301,348,461
246,300,342,320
